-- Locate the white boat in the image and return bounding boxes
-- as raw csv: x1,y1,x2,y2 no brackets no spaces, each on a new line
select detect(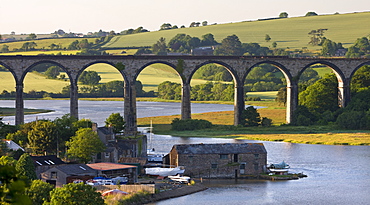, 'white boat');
168,175,191,183
145,166,185,177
